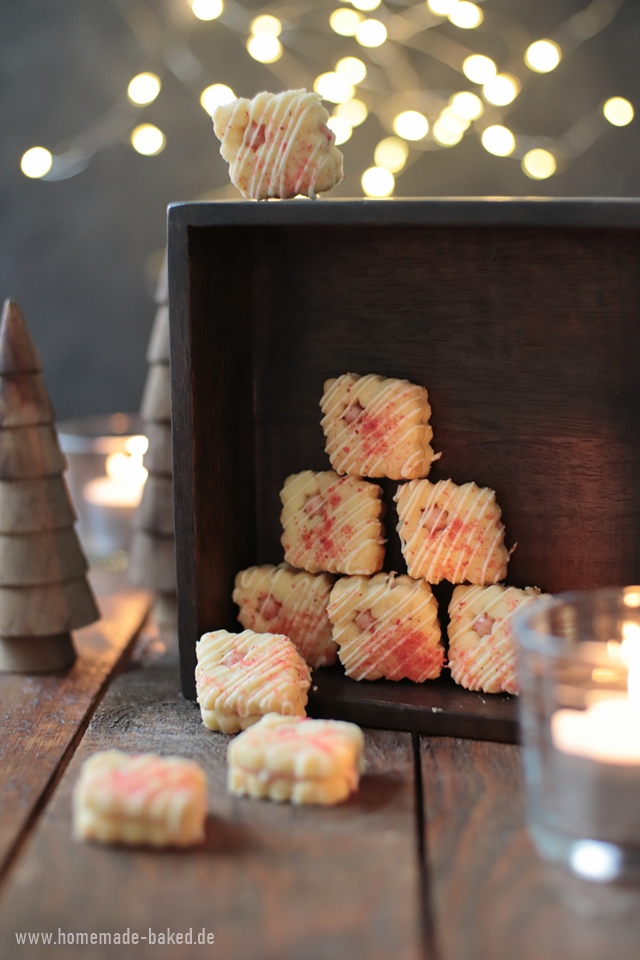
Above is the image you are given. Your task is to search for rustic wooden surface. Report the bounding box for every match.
[421,737,640,960]
[0,633,424,960]
[0,572,149,878]
[170,201,640,702]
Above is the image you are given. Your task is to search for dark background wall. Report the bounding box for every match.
[1,0,639,420]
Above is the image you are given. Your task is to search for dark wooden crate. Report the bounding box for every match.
[168,198,640,742]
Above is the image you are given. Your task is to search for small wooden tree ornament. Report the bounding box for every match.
[0,300,100,673]
[129,259,177,625]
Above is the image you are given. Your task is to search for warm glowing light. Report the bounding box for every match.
[427,0,458,14]
[525,39,561,73]
[336,56,367,84]
[250,14,282,36]
[127,73,161,106]
[336,99,368,126]
[191,0,223,21]
[352,0,381,9]
[374,136,409,172]
[130,124,166,156]
[362,166,395,197]
[314,73,355,104]
[439,107,470,132]
[356,18,387,47]
[433,118,464,146]
[20,146,53,179]
[449,91,483,120]
[522,148,556,179]
[125,435,149,456]
[200,83,236,115]
[449,1,483,28]
[481,125,516,156]
[603,97,634,126]
[393,110,429,141]
[330,8,362,36]
[462,54,496,85]
[84,445,148,509]
[326,116,353,145]
[247,34,282,63]
[483,74,520,106]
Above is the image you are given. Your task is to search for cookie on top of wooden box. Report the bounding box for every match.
[447,584,546,695]
[320,372,438,481]
[212,89,344,201]
[327,572,444,682]
[195,628,311,734]
[233,563,337,669]
[280,470,385,576]
[395,478,510,585]
[228,713,364,805]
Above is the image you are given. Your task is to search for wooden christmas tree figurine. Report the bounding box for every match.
[129,257,177,626]
[0,299,100,673]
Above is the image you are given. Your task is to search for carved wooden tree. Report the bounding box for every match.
[0,299,100,672]
[129,258,176,626]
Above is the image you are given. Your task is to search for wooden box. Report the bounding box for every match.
[168,198,640,743]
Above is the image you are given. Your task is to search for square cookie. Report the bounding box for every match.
[228,713,364,805]
[196,628,311,733]
[448,584,545,694]
[327,572,444,682]
[320,372,437,480]
[213,89,344,200]
[395,478,510,585]
[280,470,385,575]
[233,563,337,669]
[73,751,207,847]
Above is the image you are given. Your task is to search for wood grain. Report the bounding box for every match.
[421,737,640,960]
[0,636,424,960]
[169,201,640,703]
[0,574,149,875]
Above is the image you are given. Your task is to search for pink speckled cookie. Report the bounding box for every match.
[320,373,438,480]
[327,572,444,682]
[395,478,510,585]
[73,751,207,847]
[233,563,337,669]
[213,89,344,200]
[448,584,546,694]
[280,470,385,576]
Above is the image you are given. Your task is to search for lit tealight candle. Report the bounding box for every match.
[83,438,148,509]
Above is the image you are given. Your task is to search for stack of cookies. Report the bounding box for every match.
[232,372,546,697]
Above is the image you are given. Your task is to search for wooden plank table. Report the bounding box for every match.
[2,575,640,959]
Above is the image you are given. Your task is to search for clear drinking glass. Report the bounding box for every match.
[514,587,640,884]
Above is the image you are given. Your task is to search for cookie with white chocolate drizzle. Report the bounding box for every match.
[212,89,344,200]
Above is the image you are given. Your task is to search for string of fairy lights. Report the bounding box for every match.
[19,0,636,196]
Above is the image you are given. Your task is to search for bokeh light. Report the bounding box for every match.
[131,124,166,156]
[393,110,429,140]
[427,0,458,14]
[483,74,520,106]
[330,8,362,36]
[247,34,282,63]
[352,0,381,9]
[463,55,497,84]
[336,57,367,84]
[525,40,561,73]
[433,117,465,146]
[450,91,484,120]
[521,148,557,179]
[326,116,353,145]
[200,83,236,115]
[20,146,53,178]
[355,19,387,47]
[481,125,516,156]
[448,2,483,29]
[374,137,409,172]
[250,15,281,36]
[127,73,161,106]
[191,0,223,21]
[314,73,355,104]
[603,97,634,126]
[335,99,368,126]
[362,166,395,197]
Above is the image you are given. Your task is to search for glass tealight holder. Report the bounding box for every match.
[514,587,640,884]
[58,414,148,571]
